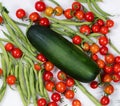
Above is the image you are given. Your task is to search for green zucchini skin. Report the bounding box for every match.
[27,25,100,82]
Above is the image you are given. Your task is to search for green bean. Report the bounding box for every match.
[1,53,7,79]
[43,88,50,102]
[0,41,9,67]
[17,85,27,106]
[87,0,106,21]
[18,60,28,98]
[24,65,31,105]
[49,0,61,6]
[45,15,91,26]
[51,23,93,43]
[14,64,19,79]
[38,70,44,97]
[29,68,37,106]
[91,0,111,17]
[76,0,102,3]
[36,79,42,96]
[75,80,101,106]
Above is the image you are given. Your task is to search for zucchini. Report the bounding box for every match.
[27,25,100,82]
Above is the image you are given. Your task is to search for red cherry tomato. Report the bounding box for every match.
[72,2,82,11]
[37,98,47,106]
[85,11,94,22]
[51,92,61,102]
[99,46,108,55]
[72,35,82,45]
[16,9,26,19]
[75,10,85,20]
[45,81,55,92]
[80,25,91,35]
[103,65,113,74]
[65,89,75,99]
[11,48,23,58]
[98,36,109,46]
[66,77,75,87]
[39,17,50,27]
[43,71,53,81]
[29,12,40,22]
[96,19,104,26]
[47,101,57,106]
[72,99,81,106]
[0,68,3,76]
[57,71,67,81]
[106,19,114,28]
[36,53,47,62]
[100,96,110,105]
[44,61,54,71]
[0,16,4,24]
[5,42,14,52]
[115,56,120,63]
[112,73,120,82]
[113,63,120,73]
[6,75,16,85]
[91,24,100,33]
[91,54,98,61]
[64,8,74,19]
[100,26,109,35]
[90,81,98,89]
[35,1,46,12]
[34,64,41,71]
[55,81,66,93]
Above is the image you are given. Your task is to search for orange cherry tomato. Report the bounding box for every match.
[54,6,63,16]
[44,61,54,71]
[83,42,90,51]
[72,99,81,106]
[90,43,99,54]
[65,89,75,99]
[97,59,105,69]
[104,84,114,95]
[45,6,54,16]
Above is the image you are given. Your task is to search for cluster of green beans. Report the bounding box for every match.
[0,3,50,106]
[76,0,103,3]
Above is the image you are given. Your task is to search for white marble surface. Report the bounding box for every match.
[0,0,120,106]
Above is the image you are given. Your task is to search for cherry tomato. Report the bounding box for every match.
[82,42,90,51]
[43,71,53,81]
[96,19,104,26]
[102,74,112,83]
[72,35,82,45]
[36,53,47,62]
[16,9,26,19]
[37,98,47,106]
[6,75,16,85]
[103,65,113,74]
[11,48,23,58]
[44,61,54,71]
[45,81,55,92]
[113,63,120,73]
[35,1,46,12]
[100,96,110,105]
[104,84,114,95]
[54,6,63,16]
[57,71,67,81]
[45,6,54,16]
[90,81,98,89]
[65,89,74,99]
[91,54,98,61]
[5,42,14,52]
[47,101,57,106]
[72,1,82,11]
[100,26,109,35]
[105,53,115,64]
[0,16,3,24]
[66,77,75,87]
[91,24,100,33]
[99,46,108,55]
[39,17,50,27]
[80,25,91,35]
[106,19,114,28]
[112,73,120,82]
[64,8,74,19]
[29,12,40,22]
[75,10,85,20]
[72,99,81,106]
[0,68,3,76]
[90,43,99,54]
[51,92,61,102]
[115,56,120,63]
[98,36,109,46]
[34,64,41,71]
[55,81,66,93]
[96,59,105,69]
[85,11,94,22]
